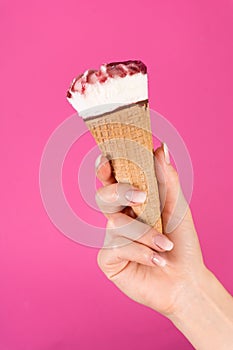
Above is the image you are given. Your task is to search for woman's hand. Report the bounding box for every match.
[95,144,233,350]
[95,144,205,316]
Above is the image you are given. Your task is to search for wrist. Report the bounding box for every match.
[168,265,211,323]
[168,266,233,350]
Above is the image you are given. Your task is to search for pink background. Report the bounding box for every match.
[1,0,233,349]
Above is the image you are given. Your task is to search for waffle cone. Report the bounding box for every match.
[85,100,162,232]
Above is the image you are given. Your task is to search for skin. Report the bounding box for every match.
[95,145,233,350]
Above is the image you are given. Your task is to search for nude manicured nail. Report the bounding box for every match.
[152,253,166,267]
[162,142,170,164]
[154,234,174,251]
[125,190,147,203]
[95,155,109,171]
[95,155,102,170]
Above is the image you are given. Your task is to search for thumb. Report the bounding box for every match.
[154,143,194,235]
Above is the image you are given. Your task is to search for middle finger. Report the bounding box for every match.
[95,182,147,215]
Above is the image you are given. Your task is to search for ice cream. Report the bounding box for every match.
[67,60,162,232]
[67,60,148,118]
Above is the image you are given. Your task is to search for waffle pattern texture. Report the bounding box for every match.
[86,101,162,232]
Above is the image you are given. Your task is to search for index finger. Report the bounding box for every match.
[95,155,116,186]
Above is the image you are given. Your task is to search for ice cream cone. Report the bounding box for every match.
[67,60,163,232]
[85,100,162,232]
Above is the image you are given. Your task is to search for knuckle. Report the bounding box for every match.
[107,218,116,230]
[107,213,122,228]
[96,185,119,205]
[141,248,151,262]
[109,184,119,202]
[95,188,102,204]
[97,249,105,270]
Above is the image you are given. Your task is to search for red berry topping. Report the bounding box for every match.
[68,60,147,95]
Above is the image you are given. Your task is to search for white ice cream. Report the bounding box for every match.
[68,73,148,119]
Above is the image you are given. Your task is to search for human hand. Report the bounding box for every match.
[95,143,206,317]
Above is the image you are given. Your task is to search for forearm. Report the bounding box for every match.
[169,268,233,350]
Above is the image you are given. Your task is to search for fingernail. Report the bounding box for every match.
[154,234,174,251]
[152,253,166,267]
[162,142,170,164]
[95,154,102,170]
[125,190,147,203]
